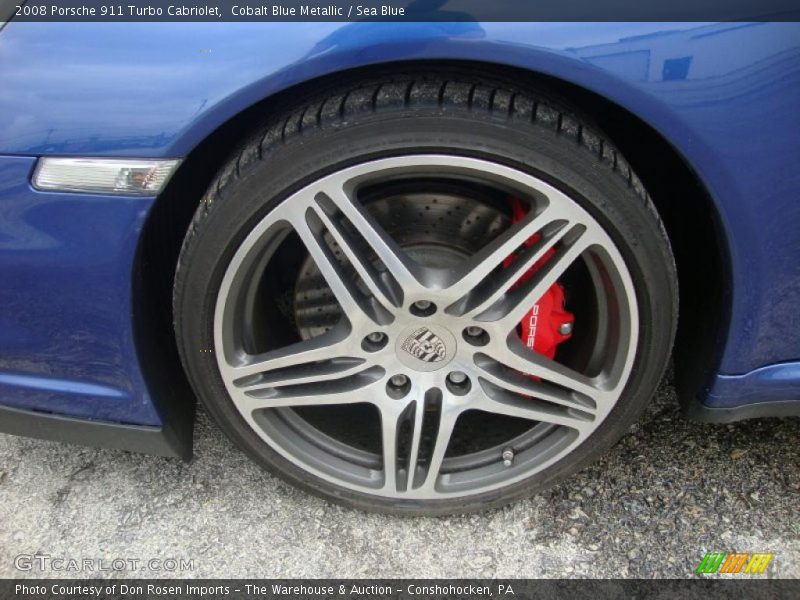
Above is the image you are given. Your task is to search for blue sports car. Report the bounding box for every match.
[0,19,798,514]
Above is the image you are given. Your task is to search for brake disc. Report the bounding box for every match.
[293,190,510,339]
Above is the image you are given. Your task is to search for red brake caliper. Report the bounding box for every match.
[502,198,574,363]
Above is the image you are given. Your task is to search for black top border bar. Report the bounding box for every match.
[3,0,800,23]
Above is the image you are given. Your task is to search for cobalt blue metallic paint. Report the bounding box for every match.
[0,156,161,425]
[0,21,798,424]
[708,362,800,407]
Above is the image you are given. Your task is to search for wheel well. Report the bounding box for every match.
[133,60,730,426]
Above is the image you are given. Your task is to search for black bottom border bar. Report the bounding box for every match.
[3,580,799,600]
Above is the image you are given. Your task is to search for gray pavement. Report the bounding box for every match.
[1,373,798,579]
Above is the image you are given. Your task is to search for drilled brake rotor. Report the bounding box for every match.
[294,191,510,339]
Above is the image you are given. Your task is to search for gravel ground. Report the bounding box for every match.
[0,373,797,579]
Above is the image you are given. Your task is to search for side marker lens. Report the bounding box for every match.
[33,158,181,195]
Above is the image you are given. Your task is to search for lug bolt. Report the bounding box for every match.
[410,299,437,316]
[366,331,385,344]
[448,371,468,385]
[558,322,573,336]
[362,331,388,352]
[502,448,515,467]
[463,326,489,347]
[413,300,432,310]
[390,374,409,388]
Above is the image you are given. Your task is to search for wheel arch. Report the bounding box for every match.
[133,59,731,435]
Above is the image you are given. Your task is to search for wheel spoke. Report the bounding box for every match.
[480,225,591,328]
[379,400,420,492]
[224,327,384,412]
[291,206,392,326]
[474,354,597,414]
[223,330,355,381]
[236,370,384,412]
[494,336,607,402]
[415,402,460,493]
[404,401,426,491]
[474,378,594,431]
[308,200,404,314]
[379,389,460,494]
[448,219,573,318]
[236,357,368,392]
[444,203,568,303]
[379,404,401,492]
[317,178,425,297]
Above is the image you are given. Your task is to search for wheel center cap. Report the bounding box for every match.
[395,324,456,372]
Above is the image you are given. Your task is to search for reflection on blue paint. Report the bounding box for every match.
[0,372,128,399]
[0,21,798,423]
[662,56,692,80]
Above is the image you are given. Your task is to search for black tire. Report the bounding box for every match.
[173,69,678,516]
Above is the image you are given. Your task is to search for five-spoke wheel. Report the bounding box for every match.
[174,74,677,514]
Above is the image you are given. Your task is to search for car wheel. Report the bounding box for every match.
[173,72,677,515]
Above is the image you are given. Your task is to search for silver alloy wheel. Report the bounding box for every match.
[213,155,639,500]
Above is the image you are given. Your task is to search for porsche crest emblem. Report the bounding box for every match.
[400,327,447,363]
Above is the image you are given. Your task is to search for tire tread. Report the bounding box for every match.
[177,75,669,291]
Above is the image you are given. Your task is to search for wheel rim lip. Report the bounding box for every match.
[213,154,640,500]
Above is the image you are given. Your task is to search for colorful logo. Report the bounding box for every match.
[696,552,774,574]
